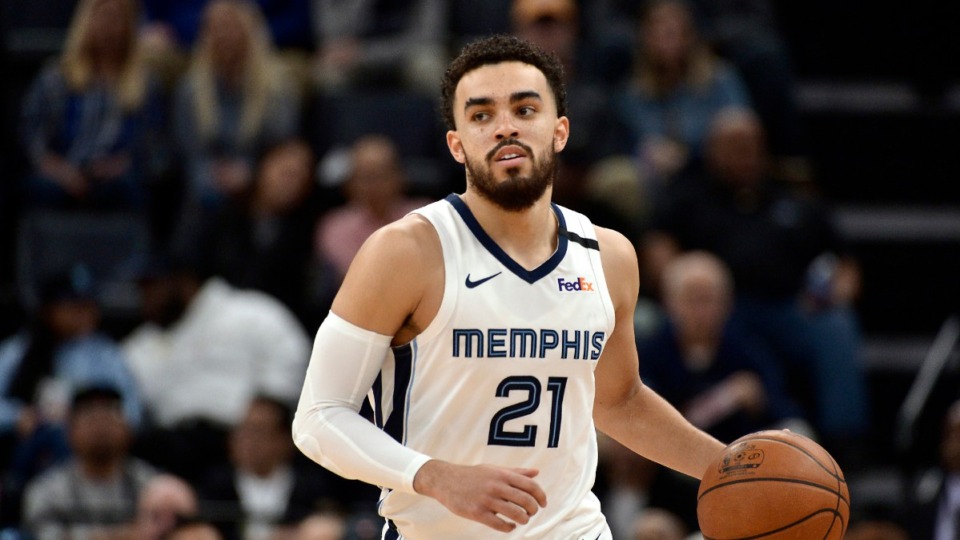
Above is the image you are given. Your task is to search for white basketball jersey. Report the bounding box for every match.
[372,195,616,539]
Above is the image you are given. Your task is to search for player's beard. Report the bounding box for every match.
[464,139,557,212]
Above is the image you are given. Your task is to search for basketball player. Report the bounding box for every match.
[292,35,725,539]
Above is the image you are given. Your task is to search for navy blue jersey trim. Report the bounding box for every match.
[444,193,568,284]
[371,373,384,428]
[383,343,414,442]
[559,228,599,250]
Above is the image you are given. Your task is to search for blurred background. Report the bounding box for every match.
[0,0,958,538]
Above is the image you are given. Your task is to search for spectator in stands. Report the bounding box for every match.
[21,385,156,540]
[644,107,869,451]
[595,434,660,540]
[19,0,166,211]
[845,520,910,540]
[614,0,751,192]
[199,396,373,540]
[637,251,809,444]
[687,0,807,175]
[315,135,429,281]
[0,265,142,486]
[130,474,200,540]
[631,508,688,540]
[509,0,635,222]
[173,0,301,210]
[141,0,314,52]
[166,520,225,540]
[184,139,322,329]
[907,399,960,540]
[310,0,448,94]
[293,510,347,540]
[122,255,309,483]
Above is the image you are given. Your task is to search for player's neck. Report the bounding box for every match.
[461,191,558,270]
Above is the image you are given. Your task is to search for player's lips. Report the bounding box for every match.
[492,145,528,165]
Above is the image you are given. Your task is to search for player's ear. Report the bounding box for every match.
[446,130,466,164]
[553,116,570,153]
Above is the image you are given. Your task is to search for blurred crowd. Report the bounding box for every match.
[0,0,939,538]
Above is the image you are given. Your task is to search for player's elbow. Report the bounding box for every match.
[291,403,354,478]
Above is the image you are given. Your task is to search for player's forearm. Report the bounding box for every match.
[292,313,432,493]
[293,402,430,492]
[597,383,724,479]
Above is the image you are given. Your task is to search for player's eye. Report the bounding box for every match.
[517,106,536,116]
[471,111,490,122]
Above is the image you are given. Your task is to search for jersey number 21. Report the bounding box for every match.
[488,376,568,448]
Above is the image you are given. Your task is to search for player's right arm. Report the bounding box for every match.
[293,215,434,490]
[292,213,545,532]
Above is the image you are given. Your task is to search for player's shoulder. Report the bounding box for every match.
[362,212,441,263]
[594,225,640,299]
[595,226,638,265]
[343,212,443,291]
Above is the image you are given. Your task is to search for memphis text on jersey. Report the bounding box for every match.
[452,328,606,360]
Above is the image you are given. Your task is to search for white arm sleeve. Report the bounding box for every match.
[292,312,431,494]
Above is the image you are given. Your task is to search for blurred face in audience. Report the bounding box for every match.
[230,398,293,477]
[295,514,347,540]
[346,136,405,218]
[513,10,578,67]
[941,402,960,472]
[256,141,315,214]
[167,524,223,540]
[69,397,130,466]
[706,110,768,190]
[84,0,135,61]
[663,254,731,345]
[632,508,686,540]
[203,1,251,74]
[139,276,188,328]
[136,475,199,540]
[641,1,695,69]
[44,299,100,340]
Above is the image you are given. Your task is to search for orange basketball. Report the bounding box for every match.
[697,430,849,539]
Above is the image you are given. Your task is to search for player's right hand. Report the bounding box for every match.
[413,460,547,533]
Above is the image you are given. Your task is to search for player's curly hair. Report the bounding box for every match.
[440,35,567,130]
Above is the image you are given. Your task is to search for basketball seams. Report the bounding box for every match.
[697,476,850,506]
[700,508,846,540]
[698,432,849,539]
[733,436,847,483]
[826,451,848,538]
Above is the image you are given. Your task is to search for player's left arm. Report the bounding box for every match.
[591,227,725,479]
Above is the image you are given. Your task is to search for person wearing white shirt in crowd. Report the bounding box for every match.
[122,257,309,482]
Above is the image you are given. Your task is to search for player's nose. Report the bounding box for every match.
[494,113,520,140]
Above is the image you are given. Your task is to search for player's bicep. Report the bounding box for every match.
[593,228,644,424]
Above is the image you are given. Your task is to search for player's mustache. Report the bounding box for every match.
[486,138,533,163]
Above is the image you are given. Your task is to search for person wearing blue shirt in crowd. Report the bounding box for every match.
[0,265,142,493]
[614,0,751,192]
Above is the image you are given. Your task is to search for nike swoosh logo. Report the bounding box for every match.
[465,272,502,288]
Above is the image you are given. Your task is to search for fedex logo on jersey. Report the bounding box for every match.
[558,277,594,292]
